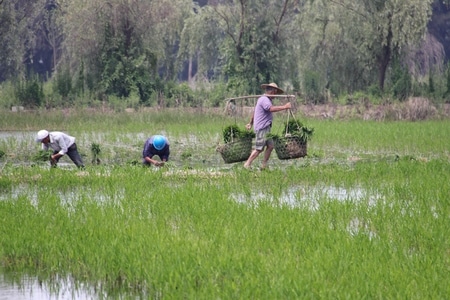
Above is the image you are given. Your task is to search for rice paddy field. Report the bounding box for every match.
[0,108,449,299]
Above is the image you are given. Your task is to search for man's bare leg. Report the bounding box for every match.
[261,145,274,169]
[244,149,262,169]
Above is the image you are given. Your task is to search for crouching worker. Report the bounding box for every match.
[142,135,170,167]
[36,130,85,169]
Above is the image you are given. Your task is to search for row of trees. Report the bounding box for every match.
[1,0,450,108]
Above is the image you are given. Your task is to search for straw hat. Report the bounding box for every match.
[261,82,284,94]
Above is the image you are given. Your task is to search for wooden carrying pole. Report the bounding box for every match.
[225,94,296,101]
[224,94,297,116]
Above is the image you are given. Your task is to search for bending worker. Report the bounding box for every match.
[142,135,170,167]
[36,130,85,169]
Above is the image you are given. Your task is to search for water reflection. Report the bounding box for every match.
[0,185,125,207]
[0,186,127,299]
[0,131,35,140]
[0,273,97,300]
[230,185,383,239]
[230,184,384,210]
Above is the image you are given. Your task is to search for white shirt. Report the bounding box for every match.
[42,131,76,156]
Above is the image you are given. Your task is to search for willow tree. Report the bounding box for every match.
[177,5,223,83]
[0,0,47,81]
[0,0,23,81]
[301,0,433,93]
[198,0,302,94]
[59,0,193,101]
[35,0,64,74]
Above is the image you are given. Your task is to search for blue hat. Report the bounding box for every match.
[153,135,166,150]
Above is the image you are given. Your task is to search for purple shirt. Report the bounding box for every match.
[142,136,170,161]
[253,95,273,131]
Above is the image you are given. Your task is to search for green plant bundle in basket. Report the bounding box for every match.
[273,119,314,160]
[273,135,307,160]
[217,125,255,163]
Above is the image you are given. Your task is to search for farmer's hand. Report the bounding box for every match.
[246,123,252,130]
[154,161,165,167]
[285,102,292,110]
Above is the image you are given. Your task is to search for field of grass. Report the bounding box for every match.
[0,109,449,298]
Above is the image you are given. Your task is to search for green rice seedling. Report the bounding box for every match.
[283,118,315,142]
[32,149,51,163]
[90,143,101,165]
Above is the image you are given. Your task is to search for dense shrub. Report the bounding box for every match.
[14,75,44,107]
[303,70,324,104]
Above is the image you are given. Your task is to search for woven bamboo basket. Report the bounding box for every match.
[274,135,307,160]
[216,137,253,163]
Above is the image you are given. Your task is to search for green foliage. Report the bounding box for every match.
[223,124,241,143]
[204,82,228,107]
[91,143,101,165]
[303,70,322,104]
[0,0,30,82]
[302,0,433,96]
[91,143,101,156]
[0,0,443,108]
[55,67,73,100]
[0,81,18,108]
[99,23,159,104]
[428,73,435,95]
[32,150,51,162]
[14,75,44,108]
[271,119,314,144]
[168,82,196,107]
[443,63,450,101]
[0,149,5,159]
[180,151,192,160]
[368,84,382,98]
[75,61,85,96]
[211,1,294,95]
[222,124,254,143]
[284,119,314,143]
[390,61,412,101]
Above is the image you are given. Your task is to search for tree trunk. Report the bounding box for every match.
[188,57,192,83]
[378,27,393,91]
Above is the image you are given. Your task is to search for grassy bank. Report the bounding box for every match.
[0,109,449,298]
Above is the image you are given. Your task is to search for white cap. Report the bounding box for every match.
[36,130,49,142]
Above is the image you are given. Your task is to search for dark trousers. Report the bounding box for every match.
[53,143,85,168]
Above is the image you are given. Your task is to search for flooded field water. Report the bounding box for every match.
[0,273,97,300]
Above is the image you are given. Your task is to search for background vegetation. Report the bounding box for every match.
[1,0,450,110]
